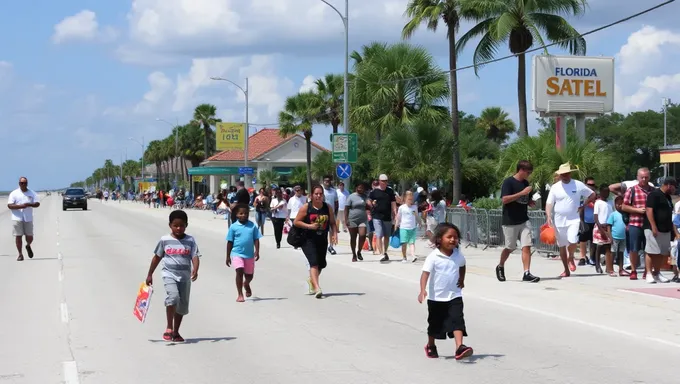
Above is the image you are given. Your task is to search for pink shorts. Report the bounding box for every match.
[232,256,255,274]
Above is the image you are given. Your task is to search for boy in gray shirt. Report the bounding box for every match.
[146,210,200,342]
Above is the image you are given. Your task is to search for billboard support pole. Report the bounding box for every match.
[555,115,567,151]
[575,114,586,143]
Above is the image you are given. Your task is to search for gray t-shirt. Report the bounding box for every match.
[154,234,200,281]
[345,193,368,224]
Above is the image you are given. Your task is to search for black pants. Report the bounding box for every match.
[272,218,285,246]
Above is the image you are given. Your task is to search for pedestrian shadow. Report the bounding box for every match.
[249,297,287,302]
[445,353,504,363]
[321,292,365,298]
[148,336,237,345]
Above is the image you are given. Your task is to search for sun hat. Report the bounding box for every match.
[554,162,578,175]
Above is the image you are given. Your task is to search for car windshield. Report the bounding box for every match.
[65,189,85,196]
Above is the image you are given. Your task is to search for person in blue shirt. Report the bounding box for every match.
[606,196,630,276]
[226,204,262,302]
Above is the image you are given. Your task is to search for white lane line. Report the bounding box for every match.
[58,252,63,260]
[58,270,64,282]
[339,261,680,350]
[60,303,69,323]
[62,361,80,384]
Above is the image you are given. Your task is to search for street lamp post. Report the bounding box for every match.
[320,0,349,134]
[210,77,250,181]
[156,118,180,187]
[663,97,671,177]
[129,136,145,181]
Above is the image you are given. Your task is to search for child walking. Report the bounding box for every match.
[146,210,200,343]
[226,204,262,302]
[592,184,612,275]
[418,223,473,360]
[607,196,631,276]
[395,191,419,263]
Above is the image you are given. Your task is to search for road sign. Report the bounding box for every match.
[239,167,255,175]
[336,163,352,179]
[331,133,358,163]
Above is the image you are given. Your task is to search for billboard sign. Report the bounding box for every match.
[216,122,246,151]
[532,55,614,116]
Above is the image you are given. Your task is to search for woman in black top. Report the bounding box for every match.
[294,185,338,298]
[254,188,269,235]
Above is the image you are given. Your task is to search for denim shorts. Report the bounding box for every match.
[627,226,646,253]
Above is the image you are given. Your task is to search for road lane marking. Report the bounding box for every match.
[337,260,680,350]
[62,361,79,384]
[58,253,63,260]
[60,303,69,323]
[58,270,64,282]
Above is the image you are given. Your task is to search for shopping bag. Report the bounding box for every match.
[362,239,370,250]
[390,230,401,249]
[133,282,153,323]
[539,223,556,245]
[283,221,290,234]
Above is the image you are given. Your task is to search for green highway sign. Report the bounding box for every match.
[331,133,358,163]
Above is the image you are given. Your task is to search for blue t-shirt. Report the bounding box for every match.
[673,215,680,233]
[606,211,626,240]
[226,220,262,258]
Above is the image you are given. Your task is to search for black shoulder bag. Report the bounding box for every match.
[287,202,311,247]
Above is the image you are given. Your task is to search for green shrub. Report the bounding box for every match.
[472,197,502,210]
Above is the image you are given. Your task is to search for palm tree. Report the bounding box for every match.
[477,106,517,142]
[350,42,449,141]
[457,0,587,136]
[279,92,321,190]
[257,169,281,187]
[378,118,455,185]
[311,151,335,182]
[402,0,465,203]
[179,123,207,168]
[313,74,344,134]
[192,104,222,159]
[289,166,308,188]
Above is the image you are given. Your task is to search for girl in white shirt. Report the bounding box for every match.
[269,188,289,249]
[592,185,613,275]
[418,223,473,360]
[395,191,418,263]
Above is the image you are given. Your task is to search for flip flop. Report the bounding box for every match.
[16,255,24,261]
[26,245,34,259]
[162,329,173,341]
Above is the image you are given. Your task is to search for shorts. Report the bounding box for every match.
[426,217,439,233]
[348,218,367,229]
[231,256,255,275]
[12,221,34,237]
[611,238,626,253]
[301,236,329,270]
[644,230,671,255]
[427,297,468,340]
[400,228,417,244]
[367,220,375,233]
[163,276,191,315]
[627,226,646,253]
[372,219,392,238]
[502,221,532,250]
[578,222,594,242]
[555,223,580,247]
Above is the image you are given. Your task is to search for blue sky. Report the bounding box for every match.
[1,0,679,191]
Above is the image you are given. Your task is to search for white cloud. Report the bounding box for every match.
[299,75,317,93]
[614,25,680,113]
[51,10,117,44]
[135,71,174,114]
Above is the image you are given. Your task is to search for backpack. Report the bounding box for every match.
[621,186,635,225]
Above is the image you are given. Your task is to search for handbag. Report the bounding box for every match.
[287,202,312,247]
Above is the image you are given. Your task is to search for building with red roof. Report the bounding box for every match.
[187,128,328,191]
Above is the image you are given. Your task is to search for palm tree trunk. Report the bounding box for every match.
[448,24,461,203]
[305,132,313,191]
[517,53,528,137]
[203,124,210,159]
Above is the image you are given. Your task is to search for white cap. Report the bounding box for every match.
[378,174,388,181]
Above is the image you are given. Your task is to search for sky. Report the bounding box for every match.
[1,0,679,190]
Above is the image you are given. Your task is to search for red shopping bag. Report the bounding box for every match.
[540,223,556,245]
[133,282,153,323]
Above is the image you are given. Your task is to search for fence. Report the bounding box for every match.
[445,208,560,257]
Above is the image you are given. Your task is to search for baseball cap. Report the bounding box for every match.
[293,185,301,191]
[378,174,388,181]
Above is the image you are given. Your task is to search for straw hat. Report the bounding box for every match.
[555,162,578,175]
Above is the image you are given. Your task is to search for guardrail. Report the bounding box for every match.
[445,207,559,257]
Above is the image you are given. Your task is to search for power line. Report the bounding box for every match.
[370,0,676,85]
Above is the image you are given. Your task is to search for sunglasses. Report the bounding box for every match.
[587,183,596,187]
[19,182,27,185]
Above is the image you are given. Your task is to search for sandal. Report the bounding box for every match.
[608,271,617,277]
[559,271,570,278]
[162,329,173,341]
[172,333,185,342]
[16,255,24,262]
[25,245,34,259]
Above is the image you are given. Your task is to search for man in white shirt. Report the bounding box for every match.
[7,177,41,261]
[546,163,596,277]
[286,185,308,224]
[336,181,350,233]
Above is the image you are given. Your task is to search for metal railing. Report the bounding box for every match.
[445,208,559,257]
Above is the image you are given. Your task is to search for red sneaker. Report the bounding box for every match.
[630,271,638,280]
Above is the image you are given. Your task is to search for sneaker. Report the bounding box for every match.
[646,273,657,284]
[357,252,363,261]
[328,246,337,255]
[671,276,680,283]
[578,259,586,266]
[412,257,418,263]
[315,289,323,299]
[401,258,408,263]
[630,271,638,280]
[522,272,540,283]
[495,265,506,282]
[455,344,474,360]
[656,273,670,283]
[380,254,389,262]
[424,344,439,358]
[306,278,315,295]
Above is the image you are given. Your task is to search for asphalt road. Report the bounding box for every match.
[0,196,678,383]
